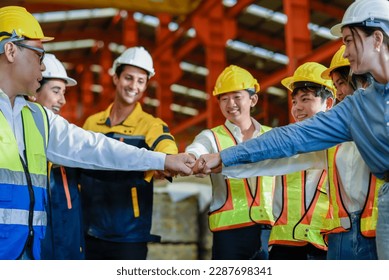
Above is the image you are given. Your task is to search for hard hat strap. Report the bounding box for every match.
[0,30,24,54]
[352,19,389,36]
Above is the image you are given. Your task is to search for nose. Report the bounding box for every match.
[40,61,46,72]
[343,47,349,59]
[58,93,66,105]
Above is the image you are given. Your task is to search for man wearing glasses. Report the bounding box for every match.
[0,6,195,260]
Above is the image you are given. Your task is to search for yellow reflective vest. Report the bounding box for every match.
[0,103,48,259]
[208,124,274,232]
[324,145,383,237]
[269,170,329,250]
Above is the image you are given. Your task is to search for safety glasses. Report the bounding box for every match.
[14,42,45,65]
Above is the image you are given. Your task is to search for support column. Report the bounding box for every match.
[122,12,138,47]
[283,0,311,122]
[193,0,236,128]
[77,63,94,125]
[154,13,181,125]
[99,43,114,110]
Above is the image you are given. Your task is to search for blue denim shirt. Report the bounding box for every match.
[221,80,389,179]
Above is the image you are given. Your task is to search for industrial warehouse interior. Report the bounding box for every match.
[3,0,381,266]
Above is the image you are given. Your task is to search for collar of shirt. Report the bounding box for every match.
[371,79,389,96]
[224,117,262,143]
[98,102,143,127]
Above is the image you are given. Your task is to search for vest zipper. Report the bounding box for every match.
[20,153,35,259]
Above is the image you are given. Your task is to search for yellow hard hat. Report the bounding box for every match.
[0,6,53,42]
[213,65,260,96]
[281,62,335,93]
[321,45,349,80]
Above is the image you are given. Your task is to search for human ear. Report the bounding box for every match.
[373,30,384,52]
[3,42,17,63]
[250,94,258,107]
[326,97,334,110]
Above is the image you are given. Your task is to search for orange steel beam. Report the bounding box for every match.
[237,28,285,51]
[175,37,200,61]
[311,0,345,20]
[122,12,137,47]
[300,39,343,64]
[194,0,236,128]
[171,111,208,136]
[283,0,311,123]
[99,44,114,111]
[154,13,180,125]
[226,0,257,17]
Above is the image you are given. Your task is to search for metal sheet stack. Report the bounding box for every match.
[147,177,212,260]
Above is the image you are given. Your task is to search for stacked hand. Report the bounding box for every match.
[192,153,222,175]
[163,152,223,178]
[164,153,196,177]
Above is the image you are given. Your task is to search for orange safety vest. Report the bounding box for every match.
[208,124,274,232]
[324,145,383,237]
[269,170,329,250]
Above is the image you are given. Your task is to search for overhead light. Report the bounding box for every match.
[226,40,289,65]
[180,62,209,76]
[170,104,199,116]
[44,39,96,52]
[143,97,199,116]
[266,86,287,97]
[33,8,118,23]
[171,84,208,100]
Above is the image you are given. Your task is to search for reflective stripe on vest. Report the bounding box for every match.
[269,171,329,250]
[325,145,383,237]
[0,103,48,260]
[208,124,274,231]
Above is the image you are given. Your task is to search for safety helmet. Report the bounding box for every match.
[281,62,335,93]
[331,0,389,37]
[321,45,350,80]
[213,65,260,96]
[112,46,155,78]
[42,54,77,86]
[0,6,53,42]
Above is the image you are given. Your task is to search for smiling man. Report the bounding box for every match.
[185,65,275,260]
[79,46,179,260]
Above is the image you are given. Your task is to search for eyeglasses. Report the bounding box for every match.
[14,42,45,65]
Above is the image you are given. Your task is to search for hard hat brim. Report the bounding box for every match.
[321,62,350,80]
[44,75,77,87]
[330,23,343,37]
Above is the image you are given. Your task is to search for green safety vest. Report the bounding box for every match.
[269,170,329,250]
[208,124,274,232]
[0,102,48,259]
[324,145,383,237]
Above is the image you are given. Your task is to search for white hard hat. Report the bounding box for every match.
[42,53,77,86]
[331,0,389,37]
[112,46,155,78]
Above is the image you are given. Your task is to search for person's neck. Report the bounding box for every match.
[372,53,389,84]
[234,118,255,141]
[109,101,136,126]
[0,82,17,107]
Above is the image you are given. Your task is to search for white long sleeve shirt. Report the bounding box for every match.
[185,118,266,212]
[223,142,371,213]
[0,92,165,171]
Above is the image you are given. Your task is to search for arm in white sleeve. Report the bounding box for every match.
[185,129,216,159]
[222,150,327,178]
[45,110,165,171]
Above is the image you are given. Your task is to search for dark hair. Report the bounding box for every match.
[36,78,50,93]
[115,64,126,77]
[115,64,150,79]
[331,66,372,90]
[347,23,389,67]
[292,83,333,103]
